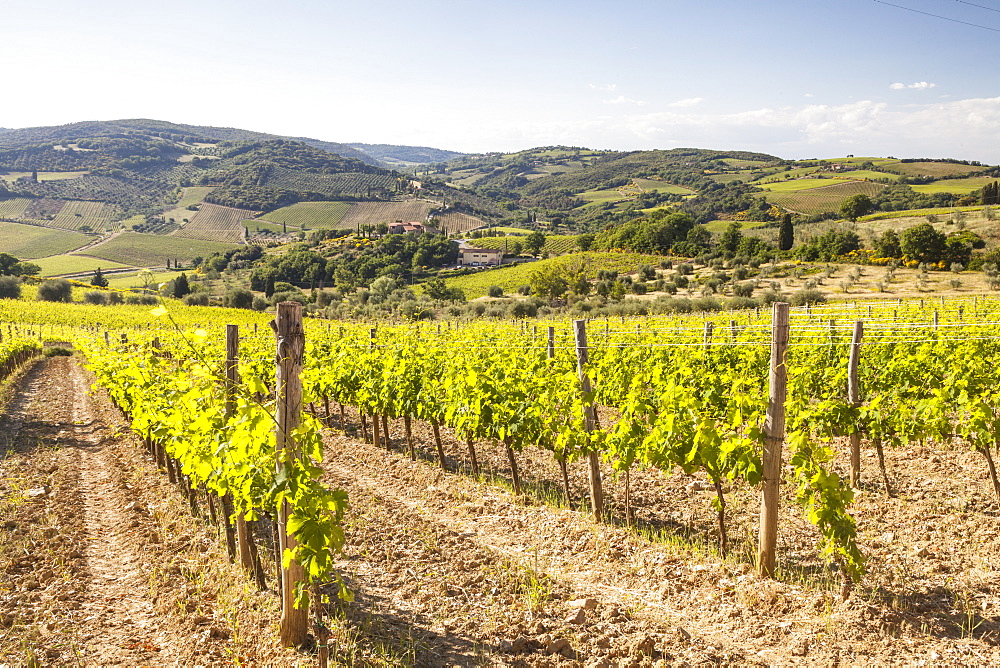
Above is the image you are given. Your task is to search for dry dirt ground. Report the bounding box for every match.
[0,355,305,666]
[317,406,1000,667]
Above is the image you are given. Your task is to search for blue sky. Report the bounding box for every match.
[3,0,1000,161]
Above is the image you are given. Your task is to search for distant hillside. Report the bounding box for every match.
[0,119,381,167]
[349,143,465,166]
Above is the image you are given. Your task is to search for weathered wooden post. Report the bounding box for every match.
[757,302,789,578]
[574,319,604,522]
[273,303,308,646]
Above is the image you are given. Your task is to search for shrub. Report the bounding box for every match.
[510,300,538,318]
[487,285,503,298]
[37,279,72,303]
[517,284,532,295]
[225,288,254,309]
[733,282,754,297]
[184,293,210,306]
[789,288,826,306]
[252,296,269,311]
[83,291,108,305]
[0,276,21,300]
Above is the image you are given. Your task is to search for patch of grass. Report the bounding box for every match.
[633,178,696,195]
[32,255,130,277]
[0,221,89,259]
[257,201,352,229]
[84,232,238,266]
[105,270,185,290]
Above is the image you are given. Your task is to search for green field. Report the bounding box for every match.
[85,232,239,266]
[703,219,769,232]
[764,181,885,216]
[106,269,185,290]
[720,158,769,167]
[910,176,996,195]
[175,186,216,208]
[443,251,664,298]
[0,221,90,259]
[340,201,435,228]
[633,179,696,195]
[0,171,88,182]
[246,219,288,234]
[32,255,130,277]
[256,201,353,229]
[883,161,986,178]
[859,205,986,222]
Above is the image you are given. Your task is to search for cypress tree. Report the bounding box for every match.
[173,273,191,298]
[91,267,108,288]
[778,213,794,251]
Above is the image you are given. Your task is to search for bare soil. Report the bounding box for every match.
[317,406,1000,666]
[0,356,304,666]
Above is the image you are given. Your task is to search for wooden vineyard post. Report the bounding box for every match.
[224,325,256,576]
[703,321,714,348]
[547,326,555,360]
[573,319,604,522]
[369,328,381,449]
[273,302,308,647]
[757,302,789,579]
[848,321,863,488]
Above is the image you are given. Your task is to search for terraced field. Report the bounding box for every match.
[171,203,253,243]
[340,200,436,228]
[86,232,239,266]
[0,221,89,259]
[257,201,352,229]
[764,180,886,215]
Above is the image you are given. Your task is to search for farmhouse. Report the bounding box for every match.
[387,221,440,235]
[458,246,503,267]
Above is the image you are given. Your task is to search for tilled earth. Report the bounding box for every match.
[318,405,1000,667]
[0,356,304,666]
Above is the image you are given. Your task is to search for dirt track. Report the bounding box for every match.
[0,356,302,666]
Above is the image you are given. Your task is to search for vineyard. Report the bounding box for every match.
[340,200,436,229]
[171,203,255,243]
[50,200,116,232]
[264,166,397,198]
[433,210,487,234]
[1,297,1000,664]
[884,161,988,178]
[763,180,886,215]
[470,233,582,256]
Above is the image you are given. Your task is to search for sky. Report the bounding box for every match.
[3,0,1000,162]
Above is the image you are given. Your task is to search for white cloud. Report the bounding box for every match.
[588,83,617,91]
[602,95,647,106]
[804,93,815,98]
[461,97,1000,163]
[890,81,937,90]
[667,97,703,108]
